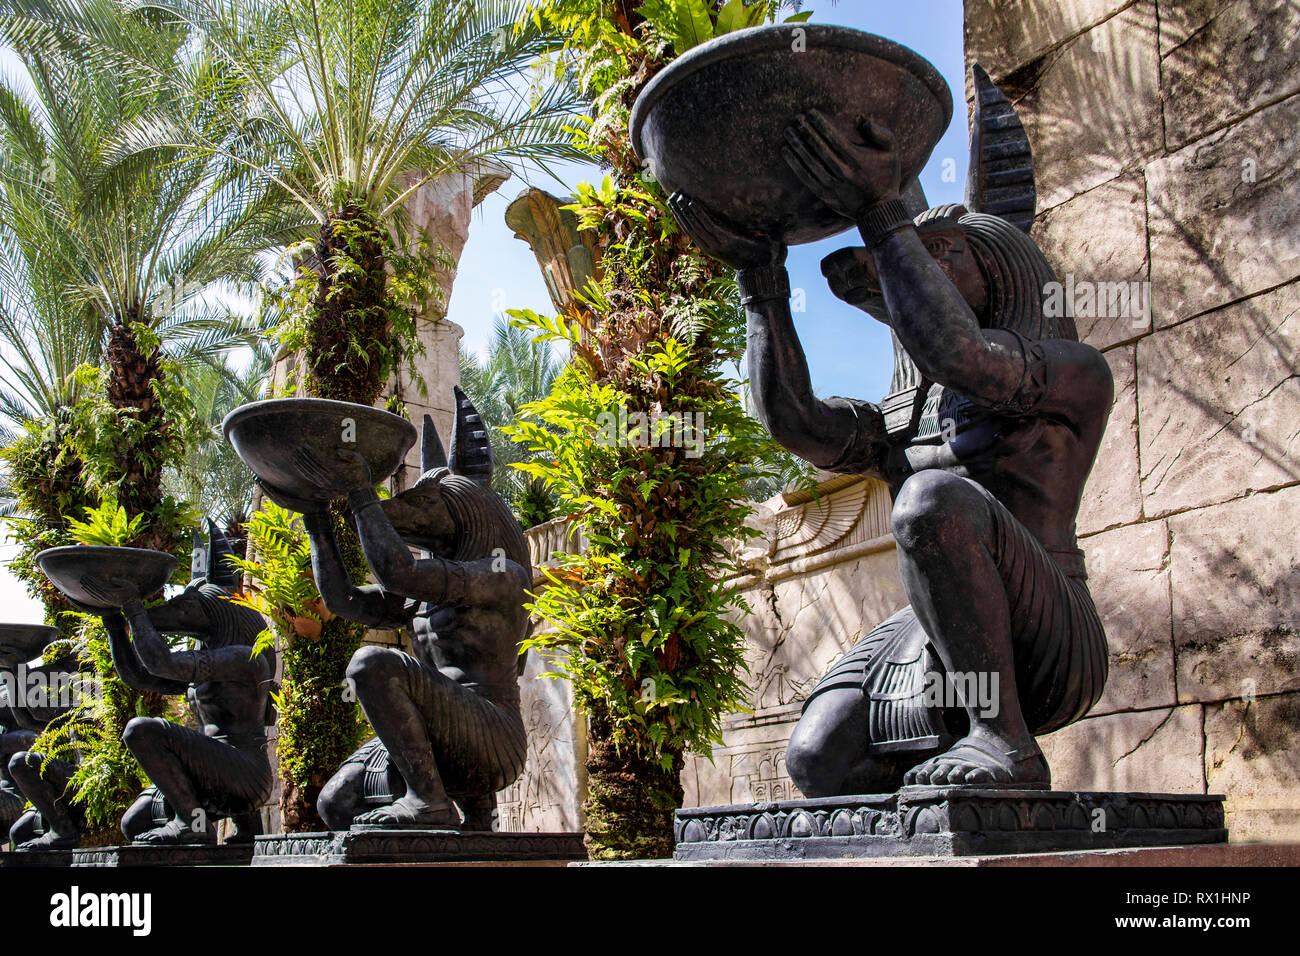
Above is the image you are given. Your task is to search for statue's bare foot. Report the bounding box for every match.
[352,795,460,829]
[16,830,78,851]
[134,818,217,846]
[903,730,1049,788]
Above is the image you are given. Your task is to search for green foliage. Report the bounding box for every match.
[65,498,146,548]
[64,346,200,559]
[0,412,97,630]
[509,321,772,762]
[517,0,827,858]
[272,208,439,406]
[638,0,769,56]
[227,501,320,660]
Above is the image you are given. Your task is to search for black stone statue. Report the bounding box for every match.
[3,641,90,851]
[84,521,276,845]
[258,388,532,830]
[670,66,1113,793]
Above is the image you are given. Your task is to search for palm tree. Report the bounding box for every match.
[0,1,301,837]
[28,0,583,829]
[165,339,275,543]
[459,314,563,527]
[96,0,584,408]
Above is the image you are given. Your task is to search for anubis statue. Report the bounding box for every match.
[670,65,1112,793]
[87,520,276,845]
[260,387,533,830]
[2,633,90,851]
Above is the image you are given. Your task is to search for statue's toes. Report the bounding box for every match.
[905,761,937,786]
[938,762,969,785]
[963,765,997,785]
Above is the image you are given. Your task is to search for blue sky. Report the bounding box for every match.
[449,0,969,404]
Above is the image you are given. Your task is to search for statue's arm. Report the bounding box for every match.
[743,272,895,479]
[103,609,190,695]
[345,487,529,608]
[302,510,412,629]
[1,728,38,754]
[870,230,1114,421]
[121,600,270,685]
[118,600,204,685]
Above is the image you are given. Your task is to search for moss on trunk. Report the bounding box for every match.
[584,711,684,860]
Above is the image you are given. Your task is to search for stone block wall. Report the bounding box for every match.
[967,0,1300,841]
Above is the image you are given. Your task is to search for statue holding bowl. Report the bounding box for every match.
[248,388,531,830]
[641,26,1113,793]
[37,529,274,846]
[77,522,276,846]
[1,625,89,852]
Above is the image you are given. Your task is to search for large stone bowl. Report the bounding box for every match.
[36,546,179,610]
[630,24,952,245]
[0,623,60,668]
[223,398,417,502]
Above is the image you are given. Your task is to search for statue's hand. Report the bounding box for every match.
[783,110,901,219]
[257,477,325,516]
[79,575,139,609]
[334,449,373,493]
[821,247,889,324]
[668,192,786,271]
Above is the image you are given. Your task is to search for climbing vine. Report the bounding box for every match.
[510,0,805,859]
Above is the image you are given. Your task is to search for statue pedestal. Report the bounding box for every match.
[0,847,74,867]
[251,828,588,866]
[70,843,254,867]
[674,789,1228,862]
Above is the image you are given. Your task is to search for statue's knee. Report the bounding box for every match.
[317,773,356,832]
[7,750,37,780]
[346,645,401,686]
[892,470,982,552]
[785,720,839,798]
[121,716,164,751]
[120,795,154,841]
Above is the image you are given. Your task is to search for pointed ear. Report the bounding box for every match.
[448,385,492,487]
[965,62,1035,232]
[206,517,237,590]
[421,414,448,472]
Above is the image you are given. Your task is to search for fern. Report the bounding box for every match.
[65,497,147,547]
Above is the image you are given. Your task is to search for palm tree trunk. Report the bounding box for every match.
[584,709,684,860]
[304,203,391,406]
[104,320,171,551]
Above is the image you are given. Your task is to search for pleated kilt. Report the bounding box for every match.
[347,652,527,802]
[133,718,273,817]
[804,480,1108,745]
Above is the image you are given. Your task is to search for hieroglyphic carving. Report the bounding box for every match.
[494,646,582,832]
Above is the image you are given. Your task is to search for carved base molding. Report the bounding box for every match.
[71,843,254,867]
[251,828,588,866]
[674,789,1228,861]
[0,847,74,867]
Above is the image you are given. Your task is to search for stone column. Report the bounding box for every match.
[504,187,600,316]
